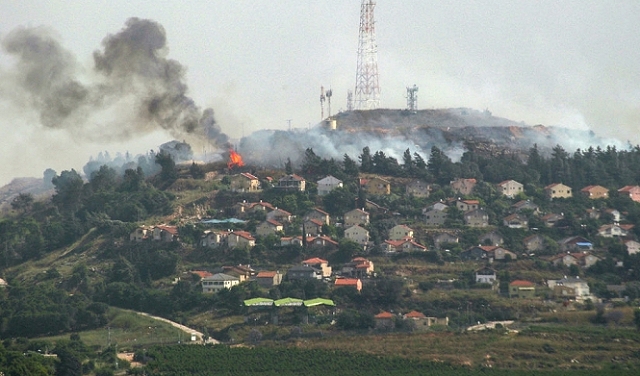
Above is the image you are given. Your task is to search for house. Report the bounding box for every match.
[545,183,572,199]
[384,238,427,253]
[202,273,240,293]
[303,219,325,236]
[389,224,414,241]
[234,200,275,216]
[334,278,362,292]
[191,270,213,280]
[618,185,640,202]
[304,207,331,226]
[267,208,293,223]
[256,219,284,237]
[461,245,515,261]
[130,226,151,241]
[551,252,600,268]
[344,225,370,246]
[523,234,545,253]
[580,185,609,199]
[308,235,339,250]
[424,206,448,226]
[493,247,517,261]
[511,200,540,214]
[302,257,332,278]
[276,174,306,191]
[406,180,430,197]
[227,231,256,249]
[625,240,640,255]
[450,178,477,195]
[286,265,322,280]
[497,180,523,198]
[559,236,593,252]
[503,213,528,229]
[403,311,449,328]
[362,176,391,195]
[541,213,564,228]
[317,175,343,196]
[280,236,309,247]
[475,267,497,285]
[456,199,480,212]
[509,280,536,298]
[0,278,7,288]
[201,230,229,248]
[344,208,370,227]
[425,201,449,212]
[598,224,633,238]
[548,277,590,298]
[585,207,601,220]
[433,232,459,249]
[228,172,261,192]
[464,208,489,227]
[460,246,492,261]
[602,209,622,222]
[341,257,375,278]
[479,231,504,246]
[365,199,389,213]
[221,265,255,282]
[256,271,283,288]
[374,311,395,330]
[153,225,179,242]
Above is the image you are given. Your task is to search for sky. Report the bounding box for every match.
[1,0,639,186]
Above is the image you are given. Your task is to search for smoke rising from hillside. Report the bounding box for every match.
[0,18,227,145]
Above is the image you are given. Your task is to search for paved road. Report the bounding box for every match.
[134,311,219,344]
[466,320,515,331]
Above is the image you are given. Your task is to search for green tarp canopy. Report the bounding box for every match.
[274,297,304,307]
[304,298,335,307]
[244,297,274,306]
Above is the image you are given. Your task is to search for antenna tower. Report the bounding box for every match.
[325,88,333,117]
[320,86,326,119]
[354,0,380,110]
[346,90,354,111]
[406,84,418,111]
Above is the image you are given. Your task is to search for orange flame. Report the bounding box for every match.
[228,150,245,169]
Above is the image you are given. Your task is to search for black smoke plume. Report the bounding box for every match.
[0,18,227,145]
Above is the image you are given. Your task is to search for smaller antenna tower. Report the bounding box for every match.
[406,84,419,111]
[320,86,326,119]
[346,90,354,111]
[325,88,333,117]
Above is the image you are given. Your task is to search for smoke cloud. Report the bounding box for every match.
[0,18,227,145]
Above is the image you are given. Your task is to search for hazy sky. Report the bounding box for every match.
[1,0,639,185]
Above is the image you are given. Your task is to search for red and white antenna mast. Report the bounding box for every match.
[354,0,380,110]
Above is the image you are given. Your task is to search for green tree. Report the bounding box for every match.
[52,169,84,213]
[11,193,34,213]
[155,151,177,185]
[189,162,205,179]
[359,147,372,173]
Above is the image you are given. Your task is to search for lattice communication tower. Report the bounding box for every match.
[406,85,418,111]
[354,0,380,110]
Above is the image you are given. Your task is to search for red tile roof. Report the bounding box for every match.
[510,280,535,287]
[302,257,328,265]
[256,271,278,278]
[404,310,426,319]
[334,278,360,287]
[374,311,394,319]
[192,270,213,279]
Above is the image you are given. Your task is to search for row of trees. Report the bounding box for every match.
[297,143,640,191]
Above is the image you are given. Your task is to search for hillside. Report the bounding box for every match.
[2,114,640,374]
